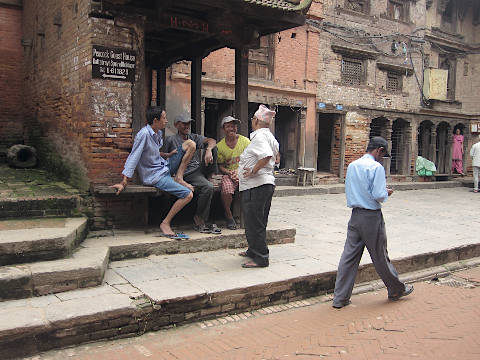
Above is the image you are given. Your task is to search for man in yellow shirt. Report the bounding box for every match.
[217,116,250,229]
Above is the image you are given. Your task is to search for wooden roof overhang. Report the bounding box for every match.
[102,0,313,67]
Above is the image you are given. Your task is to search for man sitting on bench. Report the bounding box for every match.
[163,114,221,234]
[111,107,195,239]
[217,116,250,230]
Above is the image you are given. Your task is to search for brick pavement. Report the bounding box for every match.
[27,266,480,360]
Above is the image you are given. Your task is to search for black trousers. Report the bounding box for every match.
[241,184,275,266]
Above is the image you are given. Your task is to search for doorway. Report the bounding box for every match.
[317,113,335,172]
[274,106,300,170]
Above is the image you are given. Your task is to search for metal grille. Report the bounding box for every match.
[434,276,477,289]
[342,58,363,86]
[345,0,367,14]
[387,73,401,91]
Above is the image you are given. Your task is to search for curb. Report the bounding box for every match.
[1,242,479,359]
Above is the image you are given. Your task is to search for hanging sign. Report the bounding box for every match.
[92,45,136,82]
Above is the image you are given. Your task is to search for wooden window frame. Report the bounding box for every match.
[386,72,403,92]
[439,54,456,100]
[387,0,409,22]
[248,35,275,81]
[344,0,370,15]
[341,56,366,86]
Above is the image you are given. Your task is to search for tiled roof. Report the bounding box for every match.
[242,0,313,12]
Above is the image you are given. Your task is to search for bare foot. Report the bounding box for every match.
[175,177,194,192]
[160,222,175,236]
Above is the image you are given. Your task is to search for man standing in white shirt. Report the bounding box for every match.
[238,105,279,268]
[470,135,480,193]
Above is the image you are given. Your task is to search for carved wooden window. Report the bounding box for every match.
[387,0,408,22]
[440,0,457,33]
[341,57,365,86]
[386,72,402,91]
[344,0,369,14]
[249,35,274,81]
[439,55,456,100]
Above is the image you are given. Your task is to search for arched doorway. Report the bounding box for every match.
[418,120,434,161]
[391,118,409,175]
[436,122,451,173]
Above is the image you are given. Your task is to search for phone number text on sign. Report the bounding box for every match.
[92,45,136,82]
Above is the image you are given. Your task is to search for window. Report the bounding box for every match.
[341,57,365,86]
[387,0,409,22]
[344,0,369,14]
[249,35,274,80]
[439,55,456,100]
[386,72,402,91]
[440,0,457,33]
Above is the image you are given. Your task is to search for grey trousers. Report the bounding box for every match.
[333,208,405,306]
[473,166,479,191]
[241,184,275,266]
[184,169,214,222]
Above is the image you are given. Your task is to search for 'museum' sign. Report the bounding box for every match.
[92,45,136,82]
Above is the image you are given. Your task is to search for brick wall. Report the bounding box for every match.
[0,3,23,158]
[21,1,145,190]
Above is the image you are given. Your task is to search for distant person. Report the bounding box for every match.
[163,114,221,234]
[238,105,279,268]
[112,107,194,239]
[332,136,413,308]
[452,128,465,175]
[470,136,480,193]
[217,115,250,230]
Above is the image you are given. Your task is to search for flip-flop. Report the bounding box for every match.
[157,232,189,240]
[241,261,268,268]
[226,218,237,230]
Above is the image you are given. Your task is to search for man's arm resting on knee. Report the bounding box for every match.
[203,137,217,165]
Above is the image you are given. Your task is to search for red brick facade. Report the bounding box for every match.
[0,3,23,158]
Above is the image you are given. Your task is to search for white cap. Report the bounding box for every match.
[254,104,276,124]
[221,115,241,127]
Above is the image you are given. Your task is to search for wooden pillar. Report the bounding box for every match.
[385,122,393,176]
[430,127,437,165]
[235,47,249,136]
[156,67,166,109]
[191,57,202,134]
[147,67,153,106]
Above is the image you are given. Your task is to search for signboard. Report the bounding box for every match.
[164,13,209,34]
[92,45,136,82]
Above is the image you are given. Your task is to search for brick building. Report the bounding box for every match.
[1,0,479,228]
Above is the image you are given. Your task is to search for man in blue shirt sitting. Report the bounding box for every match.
[332,136,413,308]
[112,107,195,238]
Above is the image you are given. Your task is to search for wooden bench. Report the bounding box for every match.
[93,174,243,228]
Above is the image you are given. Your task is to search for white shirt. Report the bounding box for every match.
[238,127,279,192]
[470,141,480,167]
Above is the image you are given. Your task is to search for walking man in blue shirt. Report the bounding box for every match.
[112,107,195,238]
[332,136,413,308]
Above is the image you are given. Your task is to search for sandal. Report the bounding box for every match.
[241,261,268,268]
[193,224,212,233]
[208,223,222,234]
[226,218,237,230]
[157,232,190,240]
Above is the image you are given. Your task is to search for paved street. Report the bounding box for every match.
[26,265,480,360]
[99,186,479,302]
[21,187,480,360]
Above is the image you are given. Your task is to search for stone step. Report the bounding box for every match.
[0,217,88,266]
[0,196,79,219]
[85,222,295,261]
[1,249,479,359]
[0,246,109,301]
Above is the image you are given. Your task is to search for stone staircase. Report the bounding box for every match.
[0,190,295,303]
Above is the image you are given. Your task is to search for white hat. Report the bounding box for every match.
[221,115,241,127]
[254,104,276,124]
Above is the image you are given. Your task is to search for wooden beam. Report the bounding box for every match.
[235,47,249,136]
[191,57,202,134]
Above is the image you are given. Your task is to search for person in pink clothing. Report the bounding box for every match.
[452,128,465,175]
